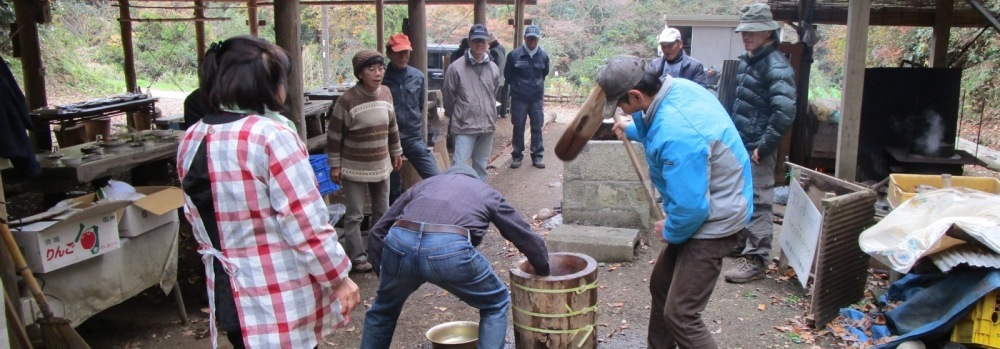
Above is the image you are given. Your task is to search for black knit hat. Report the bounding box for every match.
[352,49,384,79]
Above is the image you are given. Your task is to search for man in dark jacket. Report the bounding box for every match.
[724,3,797,284]
[489,33,509,117]
[504,24,550,169]
[646,27,707,88]
[361,164,550,349]
[383,33,439,204]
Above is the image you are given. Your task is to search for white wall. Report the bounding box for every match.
[689,26,745,70]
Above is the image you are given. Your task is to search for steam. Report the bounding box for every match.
[914,110,945,156]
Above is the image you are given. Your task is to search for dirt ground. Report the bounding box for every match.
[43,100,869,349]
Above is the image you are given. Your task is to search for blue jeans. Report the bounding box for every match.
[510,99,545,162]
[452,132,494,180]
[390,136,440,203]
[360,226,510,349]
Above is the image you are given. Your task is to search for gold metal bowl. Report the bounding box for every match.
[425,321,478,349]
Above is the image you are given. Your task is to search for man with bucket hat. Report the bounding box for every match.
[646,27,708,88]
[724,3,797,284]
[598,55,753,349]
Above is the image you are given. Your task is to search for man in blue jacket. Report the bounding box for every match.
[602,55,753,349]
[384,33,439,203]
[504,24,550,169]
[646,27,707,88]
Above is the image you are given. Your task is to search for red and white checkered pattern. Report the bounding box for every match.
[177,115,352,348]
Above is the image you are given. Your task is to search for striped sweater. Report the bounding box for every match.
[326,85,402,182]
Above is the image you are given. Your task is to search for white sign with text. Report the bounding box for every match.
[779,178,823,288]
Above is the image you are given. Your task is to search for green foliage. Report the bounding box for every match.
[134,11,198,87]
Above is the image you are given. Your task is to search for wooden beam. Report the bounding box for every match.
[118,17,229,22]
[514,0,524,48]
[931,0,954,67]
[965,0,1000,32]
[321,5,329,85]
[250,0,536,5]
[275,0,307,141]
[195,0,206,67]
[119,0,139,96]
[247,0,259,36]
[474,0,486,25]
[13,0,50,151]
[376,0,384,53]
[408,0,428,144]
[836,0,870,182]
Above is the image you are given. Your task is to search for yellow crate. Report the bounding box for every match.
[888,174,1000,208]
[952,290,1000,349]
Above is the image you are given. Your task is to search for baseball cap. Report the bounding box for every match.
[658,27,681,43]
[387,33,413,52]
[597,55,648,119]
[524,25,541,38]
[468,24,490,41]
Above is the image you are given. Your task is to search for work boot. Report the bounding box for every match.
[724,255,765,283]
[352,262,373,273]
[532,159,545,169]
[728,245,745,258]
[510,159,522,169]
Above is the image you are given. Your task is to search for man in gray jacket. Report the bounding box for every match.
[443,24,500,180]
[725,3,797,284]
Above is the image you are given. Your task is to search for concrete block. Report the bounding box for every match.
[563,141,648,181]
[546,225,640,262]
[563,180,651,229]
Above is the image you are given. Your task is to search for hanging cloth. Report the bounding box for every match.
[0,56,41,178]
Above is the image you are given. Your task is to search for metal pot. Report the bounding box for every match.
[425,321,478,349]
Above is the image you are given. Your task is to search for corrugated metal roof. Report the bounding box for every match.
[663,15,741,27]
[930,244,1000,272]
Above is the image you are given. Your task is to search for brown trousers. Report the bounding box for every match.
[647,233,738,349]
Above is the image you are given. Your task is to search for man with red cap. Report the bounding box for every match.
[383,33,439,204]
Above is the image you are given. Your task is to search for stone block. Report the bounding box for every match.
[546,225,640,262]
[563,180,651,229]
[563,141,648,181]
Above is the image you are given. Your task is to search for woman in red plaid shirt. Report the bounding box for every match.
[176,36,360,349]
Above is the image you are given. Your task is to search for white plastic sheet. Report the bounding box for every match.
[859,187,1000,273]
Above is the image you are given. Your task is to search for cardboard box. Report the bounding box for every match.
[117,186,184,237]
[888,174,1000,208]
[11,198,130,273]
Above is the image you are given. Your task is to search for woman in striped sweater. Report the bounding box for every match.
[326,49,403,273]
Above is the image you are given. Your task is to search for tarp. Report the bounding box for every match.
[874,269,1000,348]
[859,188,1000,273]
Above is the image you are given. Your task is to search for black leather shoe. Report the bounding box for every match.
[510,159,522,168]
[532,160,545,169]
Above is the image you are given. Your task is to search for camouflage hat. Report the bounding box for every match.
[597,55,648,119]
[735,3,780,33]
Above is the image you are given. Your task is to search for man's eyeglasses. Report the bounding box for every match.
[365,65,387,73]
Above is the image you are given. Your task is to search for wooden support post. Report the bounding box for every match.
[0,168,23,330]
[474,0,486,25]
[248,0,259,36]
[275,0,307,141]
[321,5,330,86]
[931,0,953,68]
[376,0,385,53]
[13,0,50,151]
[835,0,870,182]
[119,0,138,94]
[195,0,206,66]
[408,0,429,144]
[514,0,525,48]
